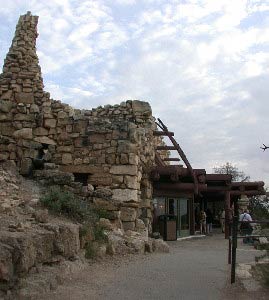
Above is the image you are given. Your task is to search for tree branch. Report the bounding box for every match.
[260,144,269,151]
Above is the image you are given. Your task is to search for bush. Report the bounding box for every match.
[40,187,109,259]
[85,242,96,259]
[40,187,96,222]
[93,208,110,219]
[94,225,107,242]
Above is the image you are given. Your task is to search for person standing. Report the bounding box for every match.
[220,209,225,233]
[199,210,207,234]
[239,209,253,244]
[206,208,213,234]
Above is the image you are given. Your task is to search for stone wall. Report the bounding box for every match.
[0,12,163,234]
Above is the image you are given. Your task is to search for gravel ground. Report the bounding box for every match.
[40,233,268,300]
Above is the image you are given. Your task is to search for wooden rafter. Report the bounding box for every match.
[154,118,199,195]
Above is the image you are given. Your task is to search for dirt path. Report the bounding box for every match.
[40,234,267,300]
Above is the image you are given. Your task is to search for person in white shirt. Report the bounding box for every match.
[239,209,252,222]
[239,209,253,244]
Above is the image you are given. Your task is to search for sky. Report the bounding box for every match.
[0,0,269,185]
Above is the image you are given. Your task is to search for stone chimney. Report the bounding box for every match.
[0,11,46,105]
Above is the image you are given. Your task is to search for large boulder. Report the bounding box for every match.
[40,222,80,259]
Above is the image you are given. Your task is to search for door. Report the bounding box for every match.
[154,197,190,237]
[167,198,190,237]
[179,198,190,237]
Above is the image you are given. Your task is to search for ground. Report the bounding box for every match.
[39,233,268,300]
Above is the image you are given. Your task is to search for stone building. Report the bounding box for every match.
[0,12,165,234]
[0,12,265,239]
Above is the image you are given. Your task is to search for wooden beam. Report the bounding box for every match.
[163,158,181,161]
[231,181,264,187]
[230,190,265,196]
[156,146,177,150]
[151,166,206,177]
[153,189,193,198]
[153,131,174,136]
[206,174,232,181]
[154,182,207,192]
[206,186,231,192]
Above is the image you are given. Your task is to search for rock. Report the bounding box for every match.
[122,221,135,231]
[33,169,74,185]
[34,136,56,145]
[30,104,40,113]
[112,189,138,202]
[0,100,13,112]
[54,223,80,259]
[236,263,252,279]
[107,231,130,255]
[125,175,139,189]
[117,141,137,153]
[0,243,14,282]
[0,230,55,275]
[152,239,169,253]
[44,118,57,128]
[0,152,9,161]
[258,237,268,245]
[13,128,33,140]
[0,90,13,101]
[95,243,107,258]
[120,207,137,222]
[136,218,146,230]
[34,209,49,223]
[98,218,113,231]
[110,165,138,176]
[106,241,116,255]
[93,198,119,211]
[15,92,34,104]
[20,158,33,176]
[39,222,80,259]
[33,127,49,136]
[94,187,113,198]
[152,232,161,239]
[145,239,153,253]
[132,100,152,116]
[62,153,73,164]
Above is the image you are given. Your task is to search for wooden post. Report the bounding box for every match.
[225,191,230,239]
[228,223,231,264]
[231,215,238,284]
[190,195,195,235]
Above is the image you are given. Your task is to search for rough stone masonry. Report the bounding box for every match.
[0,12,166,234]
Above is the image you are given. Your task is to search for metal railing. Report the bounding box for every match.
[228,217,269,284]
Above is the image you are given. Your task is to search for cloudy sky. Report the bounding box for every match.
[0,0,269,185]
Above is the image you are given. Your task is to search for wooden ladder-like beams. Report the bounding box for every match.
[154,118,199,195]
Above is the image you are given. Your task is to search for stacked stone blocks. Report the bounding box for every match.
[0,12,164,234]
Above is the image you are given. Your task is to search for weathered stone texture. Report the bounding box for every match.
[0,11,166,237]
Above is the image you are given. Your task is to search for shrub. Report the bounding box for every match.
[93,208,110,219]
[40,187,109,259]
[85,241,96,259]
[40,187,96,222]
[94,224,107,242]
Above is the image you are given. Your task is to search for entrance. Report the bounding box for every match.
[154,197,190,237]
